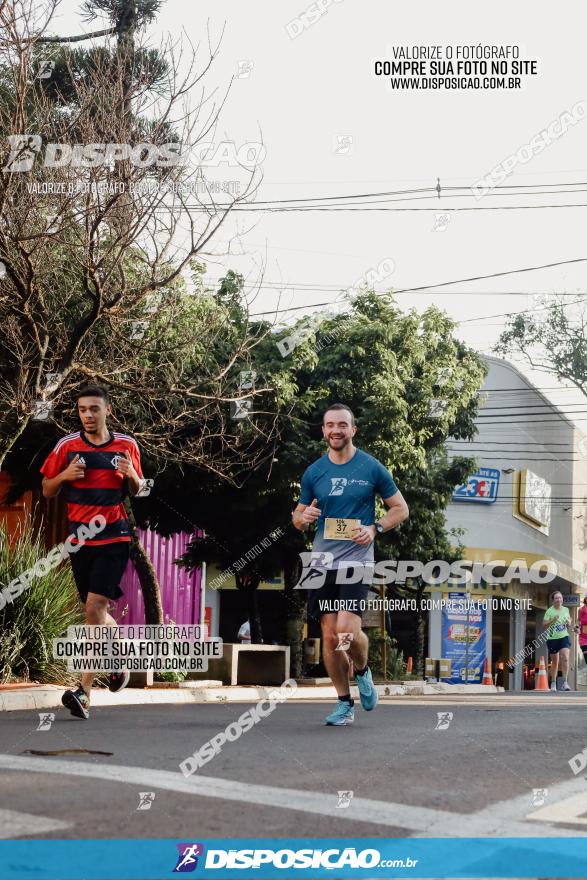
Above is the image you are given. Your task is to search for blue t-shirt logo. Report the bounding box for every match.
[329,477,347,496]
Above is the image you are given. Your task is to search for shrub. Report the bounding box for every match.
[155,670,188,683]
[365,630,405,680]
[0,524,83,684]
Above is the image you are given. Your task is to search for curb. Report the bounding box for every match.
[0,681,503,712]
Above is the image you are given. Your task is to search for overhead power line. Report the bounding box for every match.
[208,278,587,297]
[174,202,587,214]
[447,449,578,456]
[234,180,587,207]
[474,403,587,412]
[477,387,583,393]
[246,258,587,317]
[448,441,576,447]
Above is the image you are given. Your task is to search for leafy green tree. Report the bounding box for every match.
[495,297,587,395]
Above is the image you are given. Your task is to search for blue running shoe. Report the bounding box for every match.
[325,700,355,726]
[355,667,378,711]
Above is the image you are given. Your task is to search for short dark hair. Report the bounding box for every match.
[77,384,110,404]
[322,403,355,426]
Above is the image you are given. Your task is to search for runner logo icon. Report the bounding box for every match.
[329,477,347,496]
[293,552,334,589]
[173,843,204,872]
[336,790,354,808]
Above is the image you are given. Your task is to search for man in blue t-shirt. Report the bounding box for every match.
[292,403,409,726]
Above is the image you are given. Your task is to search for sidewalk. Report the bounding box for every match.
[0,680,503,712]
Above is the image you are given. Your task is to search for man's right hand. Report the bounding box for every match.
[300,498,321,525]
[62,454,86,482]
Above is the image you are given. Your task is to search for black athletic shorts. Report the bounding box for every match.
[547,635,571,654]
[306,569,371,623]
[69,541,130,603]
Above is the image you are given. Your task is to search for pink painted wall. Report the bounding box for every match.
[112,529,203,625]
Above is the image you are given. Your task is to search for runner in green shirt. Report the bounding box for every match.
[542,591,573,691]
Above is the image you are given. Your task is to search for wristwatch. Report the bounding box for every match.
[375,523,385,536]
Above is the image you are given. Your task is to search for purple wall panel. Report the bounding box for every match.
[112,529,202,625]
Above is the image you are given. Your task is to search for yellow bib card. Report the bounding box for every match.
[323,517,361,541]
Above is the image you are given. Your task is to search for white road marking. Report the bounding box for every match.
[527,790,587,827]
[0,808,71,838]
[0,754,453,832]
[434,778,587,837]
[378,696,587,707]
[418,776,587,837]
[1,754,587,838]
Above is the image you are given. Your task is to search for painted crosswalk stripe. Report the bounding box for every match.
[1,753,587,838]
[527,791,587,827]
[0,808,71,839]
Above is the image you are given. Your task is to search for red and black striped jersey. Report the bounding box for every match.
[40,431,143,546]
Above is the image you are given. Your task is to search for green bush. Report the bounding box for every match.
[365,629,405,680]
[0,524,83,684]
[155,670,188,683]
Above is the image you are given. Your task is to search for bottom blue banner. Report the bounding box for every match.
[1,837,587,879]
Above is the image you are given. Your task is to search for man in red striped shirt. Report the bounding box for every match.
[41,385,144,719]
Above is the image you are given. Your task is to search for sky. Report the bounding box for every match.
[47,0,587,427]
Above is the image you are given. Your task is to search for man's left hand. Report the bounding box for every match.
[352,524,376,547]
[117,450,136,479]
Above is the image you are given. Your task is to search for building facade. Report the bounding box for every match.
[428,356,587,690]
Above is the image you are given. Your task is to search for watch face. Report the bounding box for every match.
[376,524,384,534]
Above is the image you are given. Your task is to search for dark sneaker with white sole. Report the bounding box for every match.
[108,671,130,693]
[61,686,90,720]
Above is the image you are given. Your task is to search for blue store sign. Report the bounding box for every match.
[452,467,500,504]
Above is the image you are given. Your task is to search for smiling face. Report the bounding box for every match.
[78,395,111,436]
[322,408,356,451]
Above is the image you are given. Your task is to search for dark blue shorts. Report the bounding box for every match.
[547,636,571,654]
[306,569,371,622]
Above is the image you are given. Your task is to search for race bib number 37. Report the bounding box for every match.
[323,517,361,541]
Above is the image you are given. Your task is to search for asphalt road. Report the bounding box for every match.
[2,693,587,841]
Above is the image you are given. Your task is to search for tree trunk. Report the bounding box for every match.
[124,499,163,624]
[117,0,137,121]
[415,611,426,678]
[284,563,305,679]
[414,582,427,677]
[129,532,163,624]
[0,413,30,470]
